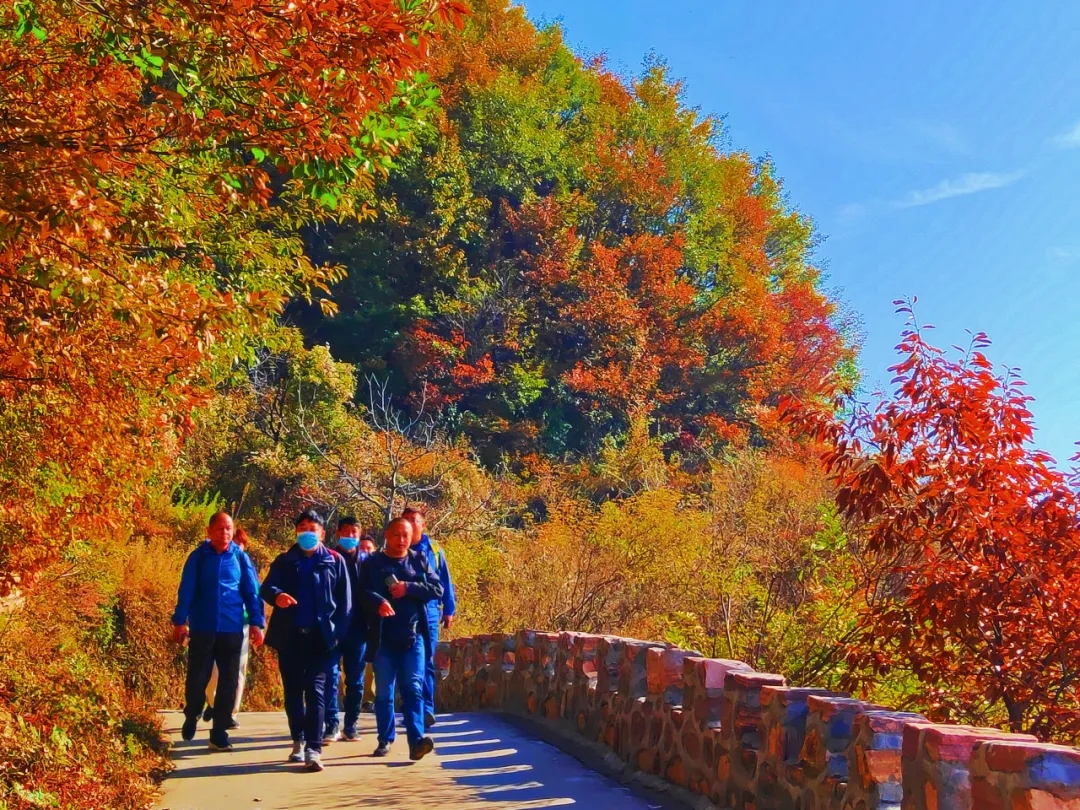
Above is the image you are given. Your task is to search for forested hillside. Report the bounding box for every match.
[292,0,858,463]
[2,1,1079,807]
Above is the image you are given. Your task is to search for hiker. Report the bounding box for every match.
[324,521,376,742]
[202,526,255,729]
[171,511,265,752]
[360,516,442,760]
[260,510,351,772]
[402,505,456,729]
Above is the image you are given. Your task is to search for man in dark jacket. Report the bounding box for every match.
[260,510,350,772]
[324,518,374,742]
[359,516,442,761]
[403,505,456,730]
[171,511,265,751]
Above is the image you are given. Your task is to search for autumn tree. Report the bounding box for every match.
[0,0,464,591]
[785,304,1080,741]
[293,0,858,465]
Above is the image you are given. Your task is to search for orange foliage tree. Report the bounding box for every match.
[0,0,464,591]
[785,303,1080,740]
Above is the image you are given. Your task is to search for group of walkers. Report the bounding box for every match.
[170,505,456,771]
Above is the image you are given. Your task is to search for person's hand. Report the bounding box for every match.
[171,624,188,645]
[275,593,298,609]
[389,581,407,599]
[249,626,265,648]
[378,601,395,618]
[441,614,454,630]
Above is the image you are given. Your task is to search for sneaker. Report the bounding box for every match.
[181,716,198,741]
[361,701,374,713]
[409,737,434,761]
[424,711,437,731]
[324,728,341,744]
[288,741,305,763]
[372,742,391,757]
[305,749,324,772]
[227,716,240,730]
[208,739,233,752]
[202,705,214,723]
[343,728,360,742]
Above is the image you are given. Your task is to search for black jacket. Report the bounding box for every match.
[260,544,350,653]
[359,549,442,660]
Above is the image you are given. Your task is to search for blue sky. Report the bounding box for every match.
[520,0,1080,466]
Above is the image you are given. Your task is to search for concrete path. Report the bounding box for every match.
[155,711,659,810]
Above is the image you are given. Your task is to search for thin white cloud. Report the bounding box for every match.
[1053,121,1080,148]
[1048,246,1080,263]
[896,171,1024,208]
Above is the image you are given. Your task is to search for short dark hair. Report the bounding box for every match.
[294,509,325,528]
[401,504,427,518]
[337,516,359,531]
[384,516,412,535]
[359,533,377,546]
[208,511,232,529]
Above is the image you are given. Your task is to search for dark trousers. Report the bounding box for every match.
[278,631,335,752]
[185,631,243,746]
[325,635,367,733]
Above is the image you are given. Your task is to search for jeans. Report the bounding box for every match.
[277,631,335,752]
[423,618,440,719]
[373,638,426,747]
[324,635,366,734]
[206,625,250,719]
[185,631,243,746]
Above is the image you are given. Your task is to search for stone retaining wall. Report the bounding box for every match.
[435,631,1080,810]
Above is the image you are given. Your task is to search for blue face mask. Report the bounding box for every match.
[296,531,320,551]
[357,551,370,562]
[337,536,359,552]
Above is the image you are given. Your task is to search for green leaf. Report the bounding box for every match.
[251,147,267,163]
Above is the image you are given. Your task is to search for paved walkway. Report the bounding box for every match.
[155,711,659,810]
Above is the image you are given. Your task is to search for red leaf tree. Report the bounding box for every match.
[785,302,1080,740]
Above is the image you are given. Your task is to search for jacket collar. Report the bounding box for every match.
[285,543,334,566]
[415,534,432,552]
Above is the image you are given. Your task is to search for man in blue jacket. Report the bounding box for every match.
[360,516,442,761]
[260,510,350,772]
[171,511,265,751]
[402,505,456,730]
[324,519,374,742]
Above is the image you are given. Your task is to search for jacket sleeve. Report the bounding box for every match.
[259,554,285,606]
[332,555,351,645]
[359,556,389,612]
[406,552,444,604]
[438,552,457,618]
[171,548,200,626]
[240,550,266,629]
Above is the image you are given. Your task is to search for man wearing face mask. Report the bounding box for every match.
[324,519,374,743]
[261,510,350,772]
[171,511,265,752]
[360,517,442,761]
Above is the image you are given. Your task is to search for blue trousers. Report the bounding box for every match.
[423,618,440,719]
[325,635,366,734]
[373,639,426,747]
[278,632,335,752]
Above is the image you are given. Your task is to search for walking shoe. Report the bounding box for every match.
[208,739,233,752]
[305,749,324,772]
[361,701,374,713]
[424,711,437,731]
[409,737,435,761]
[227,716,240,730]
[202,704,214,723]
[288,741,305,763]
[324,727,341,743]
[372,742,391,757]
[181,716,198,741]
[343,728,361,742]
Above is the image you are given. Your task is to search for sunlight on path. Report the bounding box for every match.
[155,711,658,810]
